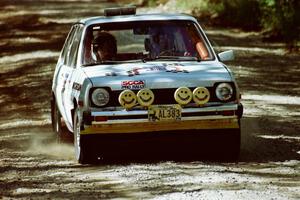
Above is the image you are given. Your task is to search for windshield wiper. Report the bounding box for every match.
[145,56,201,62]
[82,60,142,67]
[82,60,119,67]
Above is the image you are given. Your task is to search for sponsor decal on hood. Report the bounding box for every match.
[127,63,188,76]
[121,80,145,90]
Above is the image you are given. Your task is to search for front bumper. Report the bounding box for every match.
[80,103,242,135]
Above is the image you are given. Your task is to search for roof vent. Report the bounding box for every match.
[104,6,136,17]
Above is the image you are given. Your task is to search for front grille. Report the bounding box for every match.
[90,83,236,108]
[104,87,221,107]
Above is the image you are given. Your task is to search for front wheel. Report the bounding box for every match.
[51,98,63,142]
[73,108,95,164]
[221,128,241,162]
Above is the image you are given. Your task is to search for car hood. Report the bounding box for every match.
[82,61,232,90]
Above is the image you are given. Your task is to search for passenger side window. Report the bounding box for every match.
[68,25,83,68]
[61,26,77,65]
[65,25,79,67]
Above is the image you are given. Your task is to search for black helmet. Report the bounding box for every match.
[92,32,117,54]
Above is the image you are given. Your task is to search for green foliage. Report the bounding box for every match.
[174,0,261,30]
[173,0,299,50]
[141,0,168,7]
[259,0,300,49]
[175,0,222,18]
[211,0,262,31]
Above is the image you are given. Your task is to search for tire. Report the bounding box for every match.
[73,108,95,164]
[52,99,63,143]
[51,98,55,131]
[222,128,241,162]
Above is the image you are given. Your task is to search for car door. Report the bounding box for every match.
[61,24,84,129]
[55,25,77,123]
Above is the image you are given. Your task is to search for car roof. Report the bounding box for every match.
[78,13,198,26]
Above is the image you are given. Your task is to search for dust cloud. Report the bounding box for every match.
[27,131,74,161]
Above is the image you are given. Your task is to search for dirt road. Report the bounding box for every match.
[0,1,299,199]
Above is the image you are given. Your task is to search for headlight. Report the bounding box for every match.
[91,88,110,106]
[118,89,137,109]
[174,87,193,105]
[215,83,233,101]
[137,88,154,107]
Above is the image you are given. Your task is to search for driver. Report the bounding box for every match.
[149,32,173,58]
[92,32,117,61]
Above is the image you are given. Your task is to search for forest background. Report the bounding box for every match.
[133,0,300,51]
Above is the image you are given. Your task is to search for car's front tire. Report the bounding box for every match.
[220,127,241,162]
[51,98,63,142]
[230,128,241,160]
[73,108,95,164]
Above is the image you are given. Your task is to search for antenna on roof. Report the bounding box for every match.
[104,6,136,17]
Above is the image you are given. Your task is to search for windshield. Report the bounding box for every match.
[81,20,214,66]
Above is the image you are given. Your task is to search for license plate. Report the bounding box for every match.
[148,105,181,121]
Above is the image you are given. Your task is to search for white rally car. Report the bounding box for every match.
[51,7,243,163]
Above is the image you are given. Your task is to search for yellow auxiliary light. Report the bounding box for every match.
[174,87,192,105]
[118,89,137,109]
[193,87,210,105]
[137,88,154,107]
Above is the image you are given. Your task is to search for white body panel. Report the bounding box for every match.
[81,61,232,90]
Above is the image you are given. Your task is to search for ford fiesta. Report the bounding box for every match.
[51,7,243,163]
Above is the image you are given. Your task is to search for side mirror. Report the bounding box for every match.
[218,50,234,62]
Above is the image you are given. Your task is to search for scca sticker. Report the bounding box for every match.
[121,80,145,90]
